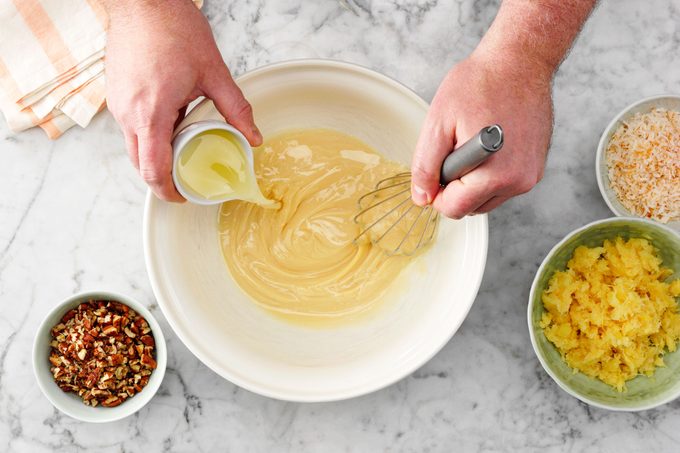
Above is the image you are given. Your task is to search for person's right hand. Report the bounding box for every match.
[103,0,261,201]
[409,54,554,219]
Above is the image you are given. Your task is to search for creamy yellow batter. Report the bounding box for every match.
[218,129,427,320]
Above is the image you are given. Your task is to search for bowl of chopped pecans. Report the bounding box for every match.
[32,291,166,423]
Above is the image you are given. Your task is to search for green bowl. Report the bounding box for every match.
[528,217,680,411]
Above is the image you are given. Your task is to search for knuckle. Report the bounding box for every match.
[410,161,434,184]
[487,176,507,193]
[139,167,164,186]
[536,167,545,184]
[233,99,253,119]
[135,121,165,137]
[441,206,465,220]
[493,169,538,196]
[437,197,467,220]
[516,174,538,194]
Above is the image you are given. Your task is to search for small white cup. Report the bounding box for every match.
[33,291,167,423]
[171,120,257,205]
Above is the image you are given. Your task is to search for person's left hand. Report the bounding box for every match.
[410,53,554,219]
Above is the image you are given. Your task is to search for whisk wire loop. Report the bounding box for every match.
[353,171,439,256]
[353,124,503,256]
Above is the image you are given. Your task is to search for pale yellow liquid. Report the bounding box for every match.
[218,129,433,324]
[177,129,276,206]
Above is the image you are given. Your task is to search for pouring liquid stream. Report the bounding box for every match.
[176,129,279,208]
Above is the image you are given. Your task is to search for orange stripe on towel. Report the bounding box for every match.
[85,0,109,30]
[11,0,79,74]
[38,116,63,139]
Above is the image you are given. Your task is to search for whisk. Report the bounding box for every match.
[353,125,504,256]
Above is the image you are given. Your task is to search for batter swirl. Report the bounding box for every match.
[218,129,418,318]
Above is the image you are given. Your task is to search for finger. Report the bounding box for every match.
[124,131,139,170]
[473,195,509,214]
[136,123,185,202]
[174,105,188,131]
[431,172,496,219]
[202,65,262,146]
[410,110,455,206]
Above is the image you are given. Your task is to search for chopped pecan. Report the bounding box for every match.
[101,396,123,407]
[101,325,118,336]
[48,299,157,408]
[139,335,154,347]
[61,310,77,323]
[141,354,157,369]
[109,353,125,366]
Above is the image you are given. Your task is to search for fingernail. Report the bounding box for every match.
[412,185,429,205]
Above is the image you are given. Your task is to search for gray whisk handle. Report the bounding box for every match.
[439,124,504,185]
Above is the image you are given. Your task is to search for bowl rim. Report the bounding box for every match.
[32,290,167,423]
[527,216,680,411]
[595,93,680,224]
[143,58,489,402]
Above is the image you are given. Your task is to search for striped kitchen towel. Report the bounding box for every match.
[0,0,203,139]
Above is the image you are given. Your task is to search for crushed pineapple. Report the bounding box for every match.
[540,237,680,391]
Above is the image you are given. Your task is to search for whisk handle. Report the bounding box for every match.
[440,124,504,185]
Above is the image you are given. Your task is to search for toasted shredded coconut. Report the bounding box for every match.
[606,107,680,223]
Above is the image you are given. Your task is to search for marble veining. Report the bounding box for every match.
[1,0,680,451]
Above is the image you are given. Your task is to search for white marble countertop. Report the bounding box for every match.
[2,0,680,451]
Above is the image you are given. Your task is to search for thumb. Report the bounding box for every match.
[203,65,263,146]
[410,111,455,206]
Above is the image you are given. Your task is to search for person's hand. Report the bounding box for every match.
[103,0,261,201]
[410,53,553,218]
[409,0,598,219]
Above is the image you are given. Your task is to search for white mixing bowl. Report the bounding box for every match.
[144,60,488,402]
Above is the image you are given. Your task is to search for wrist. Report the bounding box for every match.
[472,0,596,85]
[471,11,558,85]
[97,0,189,20]
[469,42,554,91]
